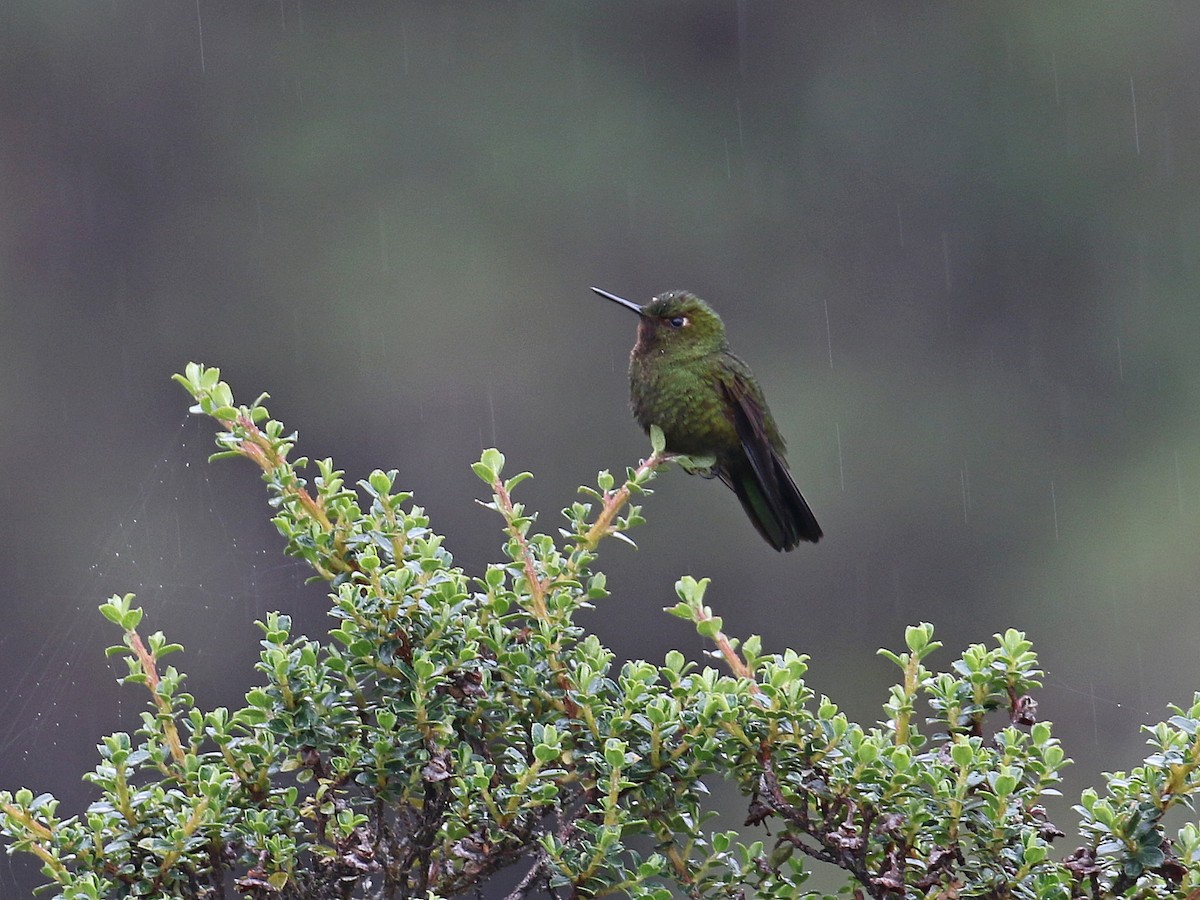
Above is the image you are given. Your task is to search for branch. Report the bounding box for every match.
[127,630,186,765]
[579,451,668,550]
[503,850,551,900]
[492,473,549,621]
[690,603,759,693]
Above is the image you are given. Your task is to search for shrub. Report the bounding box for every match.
[3,363,1199,899]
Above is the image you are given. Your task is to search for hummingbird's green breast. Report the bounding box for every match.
[629,351,741,459]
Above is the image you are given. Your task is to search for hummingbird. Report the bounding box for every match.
[593,287,822,551]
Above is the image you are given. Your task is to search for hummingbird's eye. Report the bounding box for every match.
[667,316,688,328]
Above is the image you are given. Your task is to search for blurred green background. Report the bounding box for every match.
[4,2,1200,894]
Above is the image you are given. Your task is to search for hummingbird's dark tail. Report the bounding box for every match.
[722,453,823,551]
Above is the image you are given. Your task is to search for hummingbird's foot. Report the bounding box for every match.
[672,453,718,478]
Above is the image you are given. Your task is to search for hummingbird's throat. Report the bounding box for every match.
[636,317,661,349]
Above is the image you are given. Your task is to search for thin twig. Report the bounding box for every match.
[580,452,667,549]
[489,479,581,716]
[690,605,760,695]
[128,630,186,764]
[234,413,334,532]
[492,475,549,620]
[503,851,549,900]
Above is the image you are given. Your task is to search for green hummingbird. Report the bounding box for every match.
[593,287,822,551]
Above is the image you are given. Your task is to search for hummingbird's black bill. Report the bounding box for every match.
[591,286,644,316]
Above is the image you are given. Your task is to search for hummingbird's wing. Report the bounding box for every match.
[716,364,823,550]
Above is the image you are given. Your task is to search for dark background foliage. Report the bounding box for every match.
[3,2,1200,894]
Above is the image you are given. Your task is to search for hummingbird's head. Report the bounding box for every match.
[592,287,728,357]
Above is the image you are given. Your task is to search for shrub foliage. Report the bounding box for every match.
[3,363,1200,899]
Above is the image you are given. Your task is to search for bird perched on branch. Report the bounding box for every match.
[593,287,822,551]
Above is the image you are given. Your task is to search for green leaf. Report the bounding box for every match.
[604,739,627,768]
[950,740,974,768]
[674,576,710,605]
[695,615,722,640]
[904,622,941,657]
[472,448,506,483]
[649,424,666,455]
[367,469,394,496]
